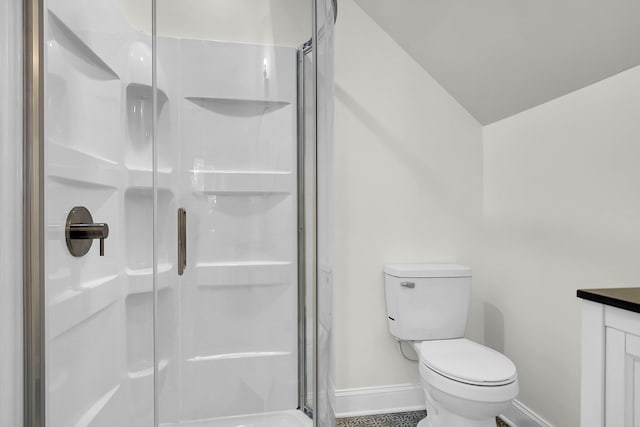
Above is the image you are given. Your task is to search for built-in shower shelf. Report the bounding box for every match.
[185,96,290,115]
[48,274,120,339]
[195,261,291,287]
[48,10,119,81]
[74,384,121,427]
[126,263,173,294]
[127,168,172,190]
[128,359,168,380]
[191,171,292,195]
[48,142,120,189]
[186,351,292,363]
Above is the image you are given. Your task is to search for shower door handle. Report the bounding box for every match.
[178,208,186,275]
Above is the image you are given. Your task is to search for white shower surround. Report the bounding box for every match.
[43,0,310,426]
[173,39,299,422]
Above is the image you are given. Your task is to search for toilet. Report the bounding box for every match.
[384,264,518,427]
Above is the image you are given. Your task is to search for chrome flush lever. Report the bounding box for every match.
[400,282,415,288]
[65,206,110,257]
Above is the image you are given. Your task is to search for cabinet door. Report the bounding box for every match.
[626,333,640,427]
[605,327,640,426]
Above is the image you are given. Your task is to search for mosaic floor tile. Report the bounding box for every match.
[336,411,510,427]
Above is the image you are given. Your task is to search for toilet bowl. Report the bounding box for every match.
[383,264,519,427]
[413,339,518,427]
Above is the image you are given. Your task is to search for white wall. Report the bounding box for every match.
[335,4,640,426]
[334,0,483,390]
[482,65,640,427]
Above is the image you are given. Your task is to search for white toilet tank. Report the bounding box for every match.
[384,264,472,341]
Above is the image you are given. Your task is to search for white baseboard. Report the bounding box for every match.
[335,384,425,417]
[500,399,554,427]
[335,384,554,427]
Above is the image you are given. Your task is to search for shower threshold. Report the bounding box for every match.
[162,410,312,427]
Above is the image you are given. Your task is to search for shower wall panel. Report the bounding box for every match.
[44,1,154,426]
[176,40,298,421]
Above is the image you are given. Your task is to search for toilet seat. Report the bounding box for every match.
[417,338,517,386]
[419,361,519,404]
[417,338,519,405]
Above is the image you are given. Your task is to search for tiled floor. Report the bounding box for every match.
[336,411,426,426]
[336,411,509,427]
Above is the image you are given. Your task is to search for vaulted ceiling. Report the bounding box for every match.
[354,0,640,124]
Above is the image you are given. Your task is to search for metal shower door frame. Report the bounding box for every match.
[23,0,45,424]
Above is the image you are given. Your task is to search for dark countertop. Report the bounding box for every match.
[577,287,640,314]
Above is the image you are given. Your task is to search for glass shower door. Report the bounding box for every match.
[30,1,333,426]
[313,1,336,424]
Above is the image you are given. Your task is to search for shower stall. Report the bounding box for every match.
[14,0,335,426]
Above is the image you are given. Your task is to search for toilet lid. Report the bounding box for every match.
[418,339,517,386]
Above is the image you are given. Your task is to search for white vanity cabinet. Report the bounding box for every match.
[579,288,640,427]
